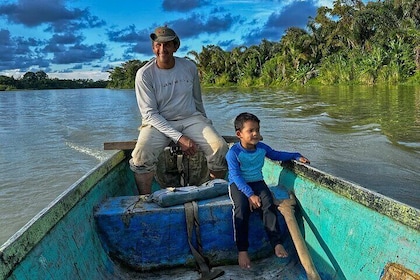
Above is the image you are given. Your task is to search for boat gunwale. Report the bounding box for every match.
[281,160,420,231]
[0,150,126,279]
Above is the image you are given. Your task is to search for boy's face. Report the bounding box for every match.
[236,120,261,149]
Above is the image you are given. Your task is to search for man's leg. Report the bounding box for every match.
[181,115,228,178]
[133,172,154,195]
[130,124,170,194]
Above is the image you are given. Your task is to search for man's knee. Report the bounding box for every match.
[215,137,229,153]
[209,137,229,168]
[129,158,156,174]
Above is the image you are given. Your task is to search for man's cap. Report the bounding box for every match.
[150,26,180,48]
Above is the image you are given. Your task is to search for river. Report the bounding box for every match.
[0,86,419,245]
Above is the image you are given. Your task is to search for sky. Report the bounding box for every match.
[0,0,334,81]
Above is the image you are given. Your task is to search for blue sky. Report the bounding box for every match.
[0,0,333,80]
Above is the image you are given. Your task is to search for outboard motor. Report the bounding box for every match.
[155,143,210,188]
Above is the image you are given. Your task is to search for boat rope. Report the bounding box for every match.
[184,201,224,280]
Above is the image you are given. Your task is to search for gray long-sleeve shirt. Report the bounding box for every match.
[134,57,206,142]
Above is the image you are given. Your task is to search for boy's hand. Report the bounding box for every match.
[298,156,310,164]
[248,195,261,211]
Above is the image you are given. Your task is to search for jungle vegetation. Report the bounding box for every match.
[0,71,107,91]
[2,0,418,91]
[107,0,420,89]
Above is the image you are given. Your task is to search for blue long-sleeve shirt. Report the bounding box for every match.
[226,142,302,198]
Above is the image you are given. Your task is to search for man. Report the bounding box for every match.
[130,26,228,194]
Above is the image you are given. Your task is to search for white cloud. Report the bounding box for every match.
[0,70,109,81]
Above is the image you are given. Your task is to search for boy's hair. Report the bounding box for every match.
[234,112,260,131]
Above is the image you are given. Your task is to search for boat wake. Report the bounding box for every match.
[65,142,110,162]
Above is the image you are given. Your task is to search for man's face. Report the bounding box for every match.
[152,41,177,67]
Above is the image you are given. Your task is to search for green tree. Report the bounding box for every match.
[0,75,17,90]
[22,72,38,89]
[108,60,146,89]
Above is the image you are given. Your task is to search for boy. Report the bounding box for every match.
[226,112,310,269]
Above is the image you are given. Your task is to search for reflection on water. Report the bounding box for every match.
[306,86,419,151]
[205,86,420,153]
[0,87,419,245]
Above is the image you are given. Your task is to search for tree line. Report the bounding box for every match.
[0,71,107,91]
[108,0,420,89]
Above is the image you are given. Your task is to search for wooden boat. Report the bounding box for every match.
[1,138,419,280]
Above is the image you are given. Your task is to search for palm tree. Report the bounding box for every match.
[229,45,247,82]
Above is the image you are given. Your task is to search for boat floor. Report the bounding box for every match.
[109,225,306,279]
[115,254,306,279]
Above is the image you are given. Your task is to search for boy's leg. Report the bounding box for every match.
[274,244,288,257]
[249,181,285,252]
[238,251,251,269]
[229,183,251,267]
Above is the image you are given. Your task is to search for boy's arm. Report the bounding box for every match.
[226,150,254,198]
[260,142,304,162]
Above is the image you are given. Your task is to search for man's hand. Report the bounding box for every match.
[178,135,198,156]
[248,195,261,211]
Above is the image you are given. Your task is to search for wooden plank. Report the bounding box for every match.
[381,263,420,280]
[223,135,238,143]
[104,136,238,150]
[104,140,137,150]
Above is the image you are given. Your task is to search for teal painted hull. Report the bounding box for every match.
[0,151,133,280]
[1,150,419,279]
[263,160,420,279]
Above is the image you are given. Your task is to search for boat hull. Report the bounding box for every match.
[263,160,420,279]
[1,150,419,279]
[0,151,134,280]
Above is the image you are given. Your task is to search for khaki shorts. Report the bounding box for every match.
[130,115,228,174]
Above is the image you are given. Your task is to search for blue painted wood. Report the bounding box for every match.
[94,187,290,270]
